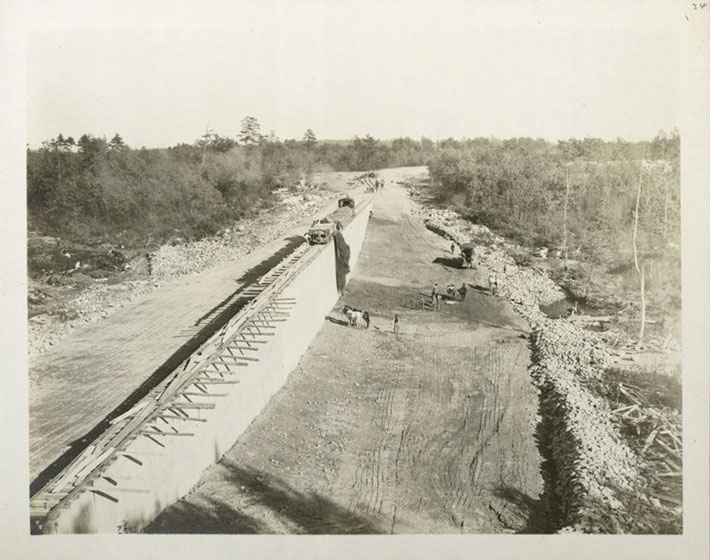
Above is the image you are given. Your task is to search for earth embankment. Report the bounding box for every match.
[148,167,545,534]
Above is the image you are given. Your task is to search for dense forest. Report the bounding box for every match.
[427,131,681,317]
[428,132,680,252]
[27,119,435,243]
[27,118,679,282]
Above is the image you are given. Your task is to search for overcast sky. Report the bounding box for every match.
[25,1,683,148]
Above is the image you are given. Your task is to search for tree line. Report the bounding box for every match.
[427,132,680,253]
[27,117,437,244]
[427,131,681,325]
[27,116,680,281]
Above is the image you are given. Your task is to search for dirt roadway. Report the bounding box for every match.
[29,177,368,489]
[148,169,545,534]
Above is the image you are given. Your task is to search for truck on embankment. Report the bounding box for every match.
[307,196,356,245]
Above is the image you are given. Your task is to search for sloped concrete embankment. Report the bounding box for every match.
[38,202,372,534]
[415,205,641,532]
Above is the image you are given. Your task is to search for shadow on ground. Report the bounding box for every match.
[492,485,557,534]
[146,461,383,534]
[432,255,462,269]
[30,237,305,497]
[497,393,564,534]
[194,236,306,327]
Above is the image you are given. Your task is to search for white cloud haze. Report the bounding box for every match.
[26,1,681,147]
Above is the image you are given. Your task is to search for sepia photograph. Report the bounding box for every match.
[1,1,708,558]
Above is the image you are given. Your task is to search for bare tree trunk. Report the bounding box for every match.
[200,125,212,172]
[659,151,670,242]
[633,150,646,345]
[563,165,570,269]
[639,265,646,342]
[585,263,593,298]
[663,180,670,241]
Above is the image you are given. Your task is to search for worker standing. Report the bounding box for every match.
[488,272,497,295]
[393,314,400,337]
[459,283,467,301]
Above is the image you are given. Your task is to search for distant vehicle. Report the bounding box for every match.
[338,196,355,210]
[460,243,475,268]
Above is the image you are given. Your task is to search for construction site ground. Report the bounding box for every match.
[147,168,545,534]
[29,179,365,490]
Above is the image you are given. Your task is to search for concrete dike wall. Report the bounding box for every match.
[37,200,373,534]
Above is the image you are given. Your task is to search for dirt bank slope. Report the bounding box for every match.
[148,168,544,534]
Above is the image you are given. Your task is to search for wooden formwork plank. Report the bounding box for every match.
[226,346,259,354]
[167,402,216,410]
[239,327,276,336]
[73,448,116,482]
[89,489,119,503]
[99,487,150,494]
[198,369,239,377]
[208,361,237,371]
[157,415,206,423]
[142,434,166,448]
[119,453,144,466]
[139,431,194,437]
[234,337,268,344]
[258,312,290,319]
[219,355,259,362]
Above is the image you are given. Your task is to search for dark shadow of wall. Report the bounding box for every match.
[145,461,383,534]
[333,230,351,295]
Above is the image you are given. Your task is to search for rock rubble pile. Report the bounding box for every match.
[530,320,641,531]
[28,280,156,355]
[150,194,329,280]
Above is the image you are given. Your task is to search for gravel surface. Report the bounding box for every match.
[28,191,336,357]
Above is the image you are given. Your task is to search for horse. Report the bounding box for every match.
[342,305,369,328]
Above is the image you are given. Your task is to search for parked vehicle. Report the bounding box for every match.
[306,196,356,245]
[460,243,475,268]
[308,219,336,244]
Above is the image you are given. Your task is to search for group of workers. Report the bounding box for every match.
[430,282,469,310]
[428,258,504,311]
[363,171,385,192]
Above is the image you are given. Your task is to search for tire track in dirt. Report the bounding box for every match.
[147,171,542,534]
[348,342,407,521]
[387,330,524,531]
